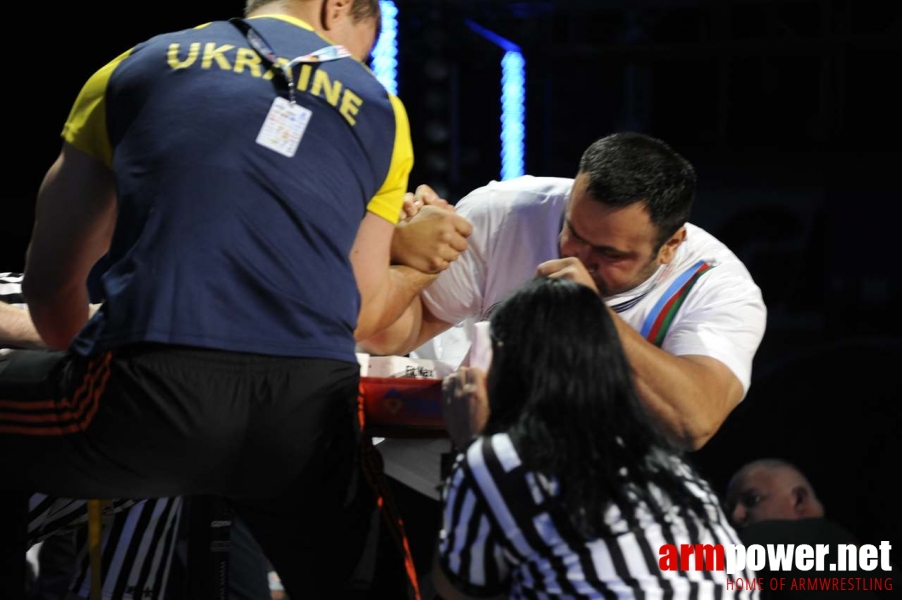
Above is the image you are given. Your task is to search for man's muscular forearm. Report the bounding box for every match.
[538,256,743,450]
[0,302,47,349]
[355,266,437,342]
[610,310,742,450]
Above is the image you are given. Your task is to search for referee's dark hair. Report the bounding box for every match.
[484,277,713,538]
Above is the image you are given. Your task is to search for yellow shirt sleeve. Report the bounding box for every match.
[366,94,413,225]
[61,49,133,169]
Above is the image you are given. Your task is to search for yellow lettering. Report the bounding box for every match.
[201,42,234,70]
[264,57,290,81]
[296,64,313,91]
[233,48,263,77]
[339,89,364,126]
[167,43,200,69]
[311,70,342,106]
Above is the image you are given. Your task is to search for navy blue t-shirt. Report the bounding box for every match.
[64,15,412,361]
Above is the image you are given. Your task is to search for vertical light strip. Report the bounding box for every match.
[500,50,526,180]
[371,1,399,95]
[466,20,526,180]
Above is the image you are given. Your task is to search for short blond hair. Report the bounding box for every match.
[244,0,380,22]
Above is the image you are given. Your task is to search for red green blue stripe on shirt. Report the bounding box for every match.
[639,260,713,347]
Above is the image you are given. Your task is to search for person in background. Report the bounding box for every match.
[726,459,825,527]
[725,458,886,599]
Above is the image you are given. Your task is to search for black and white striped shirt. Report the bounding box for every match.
[439,433,758,599]
[0,272,26,307]
[28,494,183,600]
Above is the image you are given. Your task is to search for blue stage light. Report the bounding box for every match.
[467,21,526,180]
[372,1,399,95]
[500,50,526,180]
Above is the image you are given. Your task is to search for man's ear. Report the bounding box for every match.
[657,226,687,265]
[321,0,353,31]
[791,485,810,515]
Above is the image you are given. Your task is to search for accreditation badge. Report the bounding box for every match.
[256,96,312,158]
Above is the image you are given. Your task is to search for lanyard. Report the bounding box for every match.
[230,18,352,104]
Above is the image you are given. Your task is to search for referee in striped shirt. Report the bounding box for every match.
[28,495,181,600]
[436,278,758,599]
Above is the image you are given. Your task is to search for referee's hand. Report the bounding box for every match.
[442,366,489,451]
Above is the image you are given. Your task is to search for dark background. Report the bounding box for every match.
[2,0,899,559]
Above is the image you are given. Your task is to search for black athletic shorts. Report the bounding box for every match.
[0,344,374,595]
